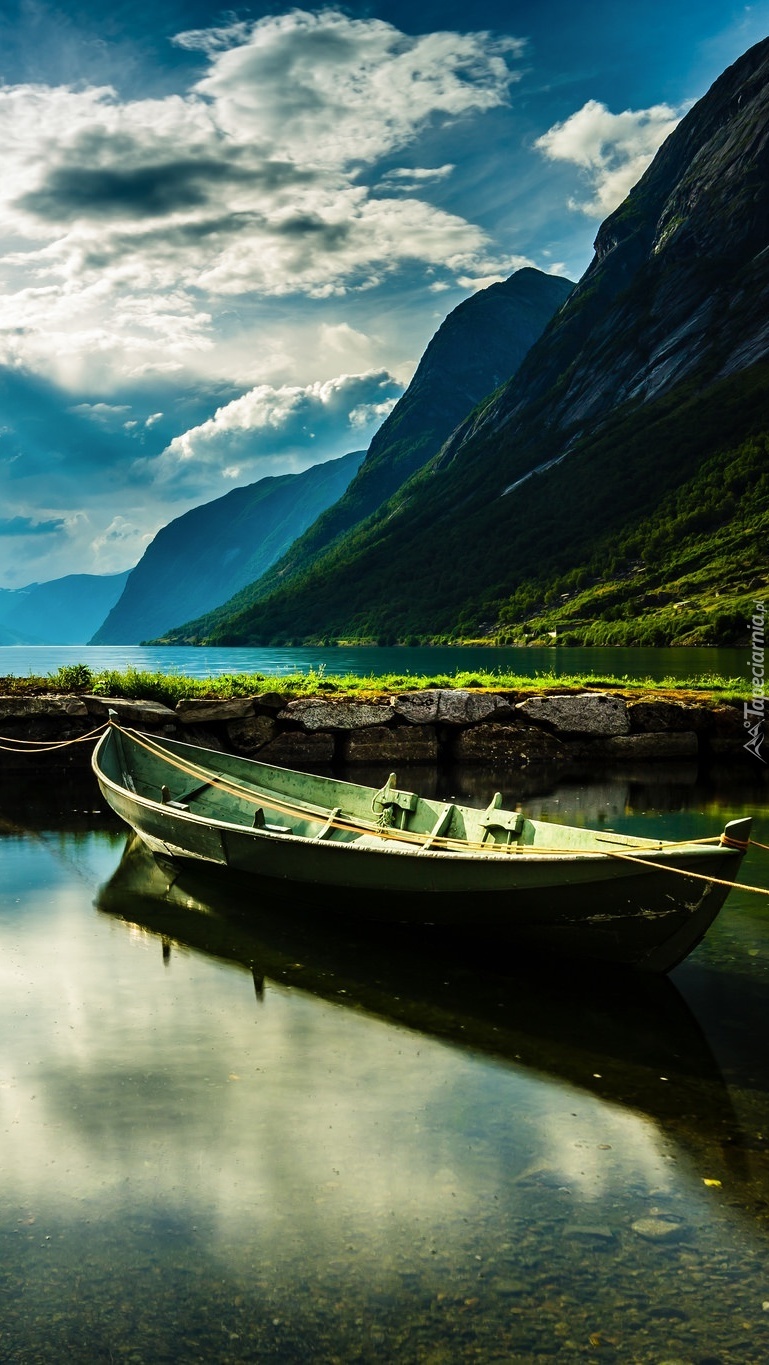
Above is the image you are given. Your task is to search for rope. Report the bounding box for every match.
[112,725,492,853]
[0,722,108,753]
[119,725,686,857]
[598,848,769,899]
[108,725,766,889]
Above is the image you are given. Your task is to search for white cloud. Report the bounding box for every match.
[0,11,542,587]
[318,322,376,357]
[376,165,456,193]
[148,369,404,493]
[181,12,523,169]
[68,401,131,425]
[348,398,399,429]
[90,514,154,565]
[0,11,526,389]
[535,99,683,216]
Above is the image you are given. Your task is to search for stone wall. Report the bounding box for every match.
[0,687,753,772]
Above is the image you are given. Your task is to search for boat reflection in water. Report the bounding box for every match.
[97,833,755,1190]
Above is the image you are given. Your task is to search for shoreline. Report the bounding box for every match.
[0,682,760,774]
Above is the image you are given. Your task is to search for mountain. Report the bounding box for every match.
[91,451,365,644]
[164,267,573,642]
[0,571,130,645]
[201,37,769,648]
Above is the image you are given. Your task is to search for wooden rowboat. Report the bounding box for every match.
[92,721,752,972]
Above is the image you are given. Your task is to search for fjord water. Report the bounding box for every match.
[2,767,768,1363]
[0,641,750,682]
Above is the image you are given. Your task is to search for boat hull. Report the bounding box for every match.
[93,726,749,972]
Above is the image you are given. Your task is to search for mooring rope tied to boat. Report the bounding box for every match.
[118,724,682,855]
[0,721,109,752]
[109,725,769,895]
[596,850,769,897]
[114,725,501,853]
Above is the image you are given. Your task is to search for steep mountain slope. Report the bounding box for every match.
[205,37,769,647]
[92,451,364,644]
[166,268,572,642]
[0,571,130,645]
[268,269,574,575]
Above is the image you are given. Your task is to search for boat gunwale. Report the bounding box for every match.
[92,727,744,872]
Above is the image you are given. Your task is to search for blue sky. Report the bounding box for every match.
[0,0,767,587]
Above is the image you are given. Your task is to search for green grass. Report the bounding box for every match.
[0,664,750,705]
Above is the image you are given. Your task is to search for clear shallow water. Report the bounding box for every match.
[0,641,751,682]
[2,768,769,1363]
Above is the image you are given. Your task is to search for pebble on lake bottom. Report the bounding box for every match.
[631,1216,688,1242]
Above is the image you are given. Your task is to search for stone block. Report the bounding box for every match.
[435,689,505,725]
[592,731,698,759]
[708,704,747,737]
[451,722,564,766]
[254,692,291,713]
[627,700,708,733]
[174,727,225,752]
[225,714,277,756]
[0,695,89,719]
[515,693,629,737]
[80,696,178,727]
[669,704,744,753]
[278,698,390,731]
[343,724,439,764]
[256,731,336,766]
[391,689,507,726]
[176,697,255,723]
[390,691,440,724]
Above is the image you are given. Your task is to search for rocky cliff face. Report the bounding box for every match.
[91,451,364,644]
[184,267,573,630]
[442,38,769,459]
[349,267,573,512]
[201,37,769,646]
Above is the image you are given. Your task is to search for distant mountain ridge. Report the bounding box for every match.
[200,37,769,647]
[165,267,573,642]
[0,571,130,645]
[92,451,365,644]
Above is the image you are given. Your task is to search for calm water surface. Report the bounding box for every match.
[2,766,769,1363]
[0,642,751,683]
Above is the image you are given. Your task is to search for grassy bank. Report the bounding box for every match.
[0,663,750,706]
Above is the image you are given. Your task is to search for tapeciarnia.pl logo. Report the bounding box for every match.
[744,600,766,764]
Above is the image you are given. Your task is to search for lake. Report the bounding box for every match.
[0,642,751,682]
[2,764,769,1362]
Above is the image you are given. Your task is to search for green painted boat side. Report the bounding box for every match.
[92,724,752,971]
